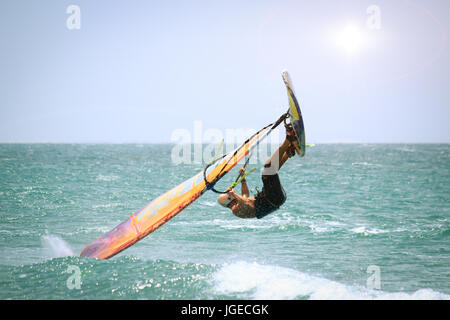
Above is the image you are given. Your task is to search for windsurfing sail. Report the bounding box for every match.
[80,120,281,259]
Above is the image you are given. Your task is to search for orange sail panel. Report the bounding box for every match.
[80,125,273,259]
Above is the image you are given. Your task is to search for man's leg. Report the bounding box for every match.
[262,138,292,175]
[280,146,295,167]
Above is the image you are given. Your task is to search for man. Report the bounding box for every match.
[218,125,298,219]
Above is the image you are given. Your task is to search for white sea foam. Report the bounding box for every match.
[351,162,382,167]
[173,216,287,230]
[92,202,123,209]
[308,220,345,233]
[309,224,332,233]
[175,213,344,233]
[212,261,450,300]
[41,235,74,258]
[199,200,218,207]
[350,226,387,235]
[96,174,119,182]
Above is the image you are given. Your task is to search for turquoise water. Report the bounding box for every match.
[0,143,449,299]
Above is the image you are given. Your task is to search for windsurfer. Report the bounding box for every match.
[218,125,299,219]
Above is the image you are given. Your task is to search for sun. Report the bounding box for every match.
[335,23,367,55]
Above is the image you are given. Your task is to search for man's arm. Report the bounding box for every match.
[238,167,250,197]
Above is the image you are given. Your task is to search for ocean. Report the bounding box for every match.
[0,143,449,300]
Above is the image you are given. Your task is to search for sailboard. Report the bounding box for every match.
[282,70,306,157]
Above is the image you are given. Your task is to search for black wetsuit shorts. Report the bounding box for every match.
[254,173,286,219]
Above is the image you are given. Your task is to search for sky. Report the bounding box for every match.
[0,0,449,143]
